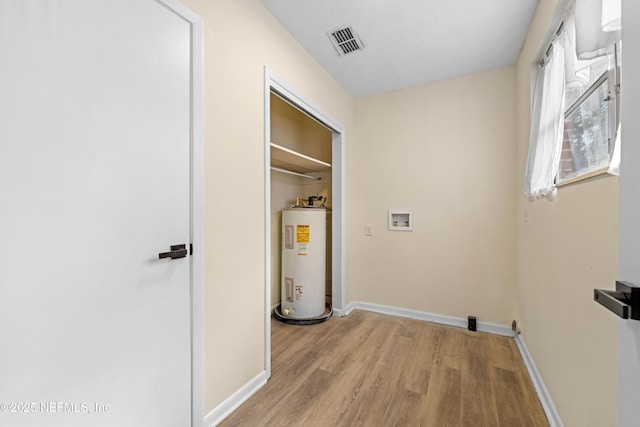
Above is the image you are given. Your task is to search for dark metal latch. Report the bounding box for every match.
[158,244,188,260]
[594,281,640,320]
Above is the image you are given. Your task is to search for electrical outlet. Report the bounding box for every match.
[365,224,374,236]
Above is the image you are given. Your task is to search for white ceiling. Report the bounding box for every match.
[261,0,539,98]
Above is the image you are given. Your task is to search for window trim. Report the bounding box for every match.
[556,166,609,187]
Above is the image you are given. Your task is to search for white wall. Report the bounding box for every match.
[180,0,355,415]
[350,66,518,326]
[618,1,640,425]
[515,0,619,425]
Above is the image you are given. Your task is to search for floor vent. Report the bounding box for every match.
[327,25,364,56]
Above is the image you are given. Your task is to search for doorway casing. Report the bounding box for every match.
[157,2,205,424]
[263,68,346,376]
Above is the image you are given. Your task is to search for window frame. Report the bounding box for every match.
[555,42,621,187]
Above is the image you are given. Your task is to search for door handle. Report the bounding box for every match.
[158,244,187,260]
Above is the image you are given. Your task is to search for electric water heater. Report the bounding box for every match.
[281,207,326,319]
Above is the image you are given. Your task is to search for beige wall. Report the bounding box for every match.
[515,0,619,425]
[179,0,620,422]
[350,66,518,326]
[180,0,354,415]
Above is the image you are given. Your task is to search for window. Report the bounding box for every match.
[523,0,621,198]
[558,42,620,185]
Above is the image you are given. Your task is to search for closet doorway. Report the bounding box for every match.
[263,69,345,376]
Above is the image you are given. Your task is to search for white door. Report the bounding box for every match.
[619,1,640,425]
[0,1,192,426]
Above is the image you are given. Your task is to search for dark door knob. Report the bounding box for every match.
[159,244,188,260]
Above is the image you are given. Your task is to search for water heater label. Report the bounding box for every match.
[295,285,303,300]
[296,225,310,243]
[298,243,308,256]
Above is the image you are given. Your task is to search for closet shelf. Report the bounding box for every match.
[270,166,321,180]
[270,142,331,174]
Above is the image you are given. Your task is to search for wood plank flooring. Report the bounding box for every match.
[219,310,548,427]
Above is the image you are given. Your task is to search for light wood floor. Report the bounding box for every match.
[220,310,548,427]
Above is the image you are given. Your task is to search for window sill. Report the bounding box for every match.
[556,167,611,188]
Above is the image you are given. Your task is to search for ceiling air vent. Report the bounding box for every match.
[327,25,364,56]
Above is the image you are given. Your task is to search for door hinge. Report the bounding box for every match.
[190,243,193,255]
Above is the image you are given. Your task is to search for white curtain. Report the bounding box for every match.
[575,0,621,59]
[601,0,621,31]
[523,38,566,198]
[608,123,621,176]
[562,15,601,91]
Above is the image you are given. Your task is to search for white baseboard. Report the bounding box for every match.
[333,301,353,317]
[351,301,515,337]
[515,335,563,427]
[204,370,268,427]
[343,301,356,316]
